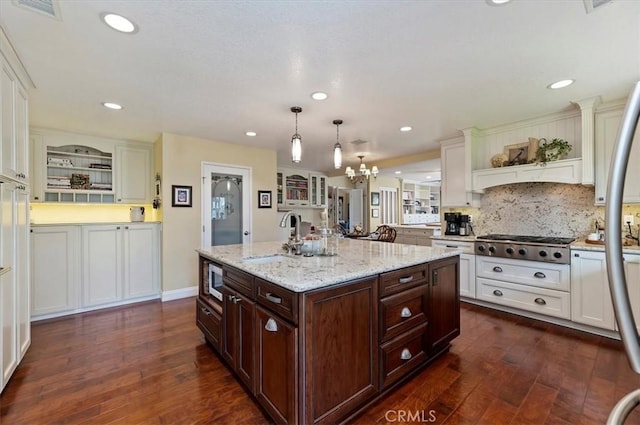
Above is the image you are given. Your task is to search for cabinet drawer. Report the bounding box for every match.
[380,323,428,389]
[256,278,299,325]
[380,264,427,297]
[223,266,255,299]
[431,239,475,254]
[476,256,570,291]
[196,298,222,351]
[476,278,571,320]
[380,285,428,342]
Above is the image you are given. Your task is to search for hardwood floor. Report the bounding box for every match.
[1,298,639,424]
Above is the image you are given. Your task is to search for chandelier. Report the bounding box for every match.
[346,155,379,180]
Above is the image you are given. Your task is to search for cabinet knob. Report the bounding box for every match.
[265,318,278,332]
[116,226,121,230]
[400,307,412,318]
[400,348,412,360]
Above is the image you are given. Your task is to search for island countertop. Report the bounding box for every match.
[197,239,461,292]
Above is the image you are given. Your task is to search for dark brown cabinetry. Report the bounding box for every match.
[302,277,379,425]
[428,256,460,353]
[196,254,460,425]
[221,278,256,393]
[196,256,222,352]
[255,305,298,425]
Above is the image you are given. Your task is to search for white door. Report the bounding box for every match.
[202,163,251,246]
[122,224,159,299]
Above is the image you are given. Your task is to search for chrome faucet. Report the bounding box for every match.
[279,211,303,254]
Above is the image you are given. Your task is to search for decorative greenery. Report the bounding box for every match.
[534,138,572,165]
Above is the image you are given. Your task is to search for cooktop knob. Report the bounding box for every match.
[506,247,514,255]
[488,246,496,253]
[553,252,563,259]
[518,248,527,256]
[539,250,548,257]
[478,245,486,252]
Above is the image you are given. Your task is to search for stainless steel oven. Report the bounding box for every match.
[208,263,223,302]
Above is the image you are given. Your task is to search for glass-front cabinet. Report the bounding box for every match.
[284,172,309,207]
[310,174,327,207]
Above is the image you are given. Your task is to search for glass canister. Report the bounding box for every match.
[317,227,338,256]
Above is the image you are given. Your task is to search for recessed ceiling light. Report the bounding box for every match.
[426,176,432,179]
[400,126,412,132]
[102,102,123,110]
[548,79,575,89]
[101,13,138,33]
[311,92,328,101]
[395,171,402,175]
[486,0,512,5]
[245,131,257,137]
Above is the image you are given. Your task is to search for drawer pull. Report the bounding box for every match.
[265,318,278,332]
[265,293,282,304]
[534,272,546,279]
[400,348,412,360]
[445,245,457,248]
[200,307,211,316]
[400,307,412,318]
[493,289,503,297]
[493,266,503,273]
[398,276,414,284]
[534,298,547,305]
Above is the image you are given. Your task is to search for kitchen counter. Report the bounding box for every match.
[31,221,162,225]
[570,239,640,253]
[431,235,476,242]
[197,238,461,292]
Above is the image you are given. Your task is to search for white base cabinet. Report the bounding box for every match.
[31,223,161,320]
[430,239,475,298]
[570,250,615,330]
[30,226,79,316]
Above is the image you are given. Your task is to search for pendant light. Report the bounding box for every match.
[333,119,343,169]
[290,106,302,163]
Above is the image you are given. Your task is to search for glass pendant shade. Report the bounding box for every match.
[334,143,342,169]
[291,134,302,163]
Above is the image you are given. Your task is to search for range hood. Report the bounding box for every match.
[472,158,583,191]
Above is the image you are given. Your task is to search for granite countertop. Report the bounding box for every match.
[197,239,461,293]
[31,221,162,225]
[393,224,442,229]
[570,239,640,253]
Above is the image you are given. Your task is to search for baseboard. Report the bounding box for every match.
[162,286,198,302]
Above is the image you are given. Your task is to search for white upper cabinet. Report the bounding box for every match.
[594,101,640,204]
[115,144,152,203]
[440,134,480,208]
[30,128,154,204]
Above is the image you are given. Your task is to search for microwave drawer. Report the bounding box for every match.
[476,277,571,320]
[476,256,570,291]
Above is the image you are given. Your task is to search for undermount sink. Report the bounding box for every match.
[242,254,287,265]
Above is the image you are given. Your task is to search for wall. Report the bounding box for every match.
[160,132,278,292]
[444,182,640,240]
[30,203,158,223]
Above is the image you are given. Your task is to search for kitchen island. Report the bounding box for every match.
[196,239,461,425]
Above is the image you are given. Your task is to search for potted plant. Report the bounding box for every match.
[534,138,572,165]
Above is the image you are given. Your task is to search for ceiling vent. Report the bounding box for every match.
[583,0,613,14]
[350,139,368,146]
[12,0,61,20]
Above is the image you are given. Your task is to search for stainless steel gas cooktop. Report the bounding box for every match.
[474,234,575,264]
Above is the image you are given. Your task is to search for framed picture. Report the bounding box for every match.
[371,191,380,206]
[172,185,192,207]
[372,208,379,218]
[503,142,535,165]
[258,190,272,208]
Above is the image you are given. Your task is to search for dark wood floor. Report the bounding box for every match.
[1,298,639,425]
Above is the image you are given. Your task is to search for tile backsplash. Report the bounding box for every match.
[445,182,640,239]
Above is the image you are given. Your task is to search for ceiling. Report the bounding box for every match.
[1,0,639,182]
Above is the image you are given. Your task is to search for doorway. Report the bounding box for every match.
[202,163,252,246]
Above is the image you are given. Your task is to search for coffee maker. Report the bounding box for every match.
[444,212,461,235]
[459,215,470,236]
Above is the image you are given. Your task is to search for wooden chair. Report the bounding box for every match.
[375,225,396,243]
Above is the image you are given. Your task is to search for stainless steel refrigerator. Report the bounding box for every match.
[606,80,640,424]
